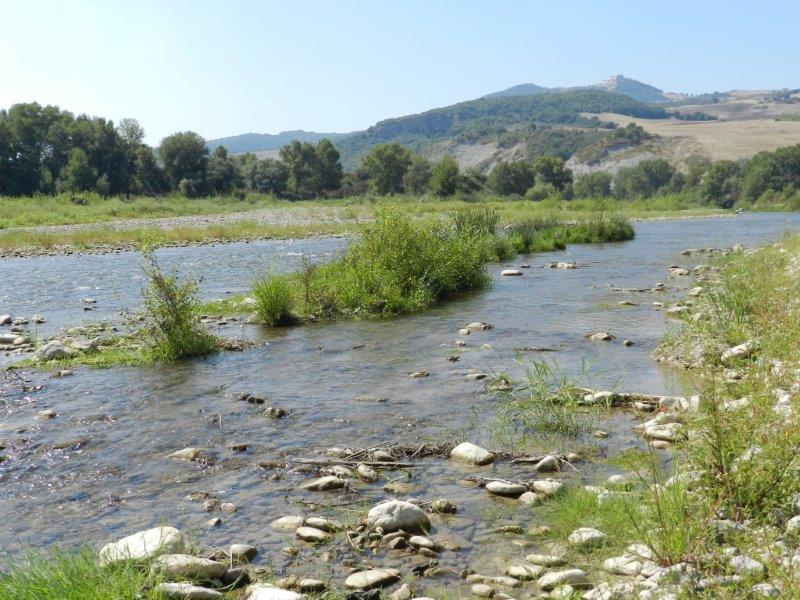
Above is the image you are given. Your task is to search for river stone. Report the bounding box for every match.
[270,516,304,531]
[466,321,491,331]
[601,555,642,576]
[36,340,71,361]
[0,315,11,325]
[155,583,223,600]
[408,535,436,549]
[533,455,559,472]
[328,465,353,478]
[0,333,17,343]
[299,475,345,491]
[298,579,326,592]
[170,447,202,461]
[388,583,413,600]
[729,555,765,578]
[750,583,780,597]
[230,543,258,562]
[568,527,607,548]
[99,526,184,565]
[531,479,563,496]
[296,526,331,543]
[450,442,495,465]
[367,499,430,532]
[344,568,400,590]
[305,517,342,532]
[518,491,542,507]
[501,269,522,276]
[506,563,545,579]
[470,583,495,597]
[537,569,590,590]
[246,585,305,600]
[588,331,614,341]
[485,481,525,497]
[721,341,753,363]
[643,421,685,442]
[524,553,566,567]
[356,463,379,481]
[152,554,227,580]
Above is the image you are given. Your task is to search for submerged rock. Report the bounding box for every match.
[299,475,345,491]
[170,447,203,461]
[485,481,526,497]
[501,269,523,277]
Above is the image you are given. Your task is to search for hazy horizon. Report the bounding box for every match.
[2,0,799,144]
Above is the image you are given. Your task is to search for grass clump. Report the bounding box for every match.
[142,251,221,360]
[250,207,491,323]
[0,548,155,600]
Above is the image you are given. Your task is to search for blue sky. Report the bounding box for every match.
[2,0,798,144]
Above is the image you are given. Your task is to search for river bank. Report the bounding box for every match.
[1,214,799,598]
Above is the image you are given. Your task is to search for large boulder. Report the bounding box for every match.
[367,499,430,532]
[99,526,184,565]
[36,340,72,361]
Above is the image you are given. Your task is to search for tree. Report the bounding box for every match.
[574,171,612,198]
[459,167,486,195]
[60,148,97,192]
[207,145,241,195]
[243,157,289,196]
[279,139,342,197]
[487,161,534,196]
[532,155,573,191]
[159,131,208,191]
[613,159,675,200]
[117,118,146,197]
[362,143,412,195]
[429,156,459,197]
[403,155,432,194]
[702,160,741,208]
[741,145,800,202]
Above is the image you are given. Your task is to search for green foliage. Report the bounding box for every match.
[279,138,343,198]
[403,155,432,193]
[486,161,534,196]
[252,275,297,326]
[574,171,612,198]
[701,159,741,208]
[429,156,460,197]
[564,213,635,243]
[740,144,800,202]
[141,250,220,360]
[240,155,289,195]
[532,155,573,190]
[362,143,413,195]
[452,206,500,237]
[60,148,97,192]
[613,159,676,200]
[158,131,209,190]
[525,182,559,202]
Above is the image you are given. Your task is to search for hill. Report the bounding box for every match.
[485,74,676,104]
[206,130,348,154]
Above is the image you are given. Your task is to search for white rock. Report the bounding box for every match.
[501,269,523,277]
[589,332,614,341]
[367,499,430,532]
[408,535,436,549]
[298,579,325,593]
[344,568,400,590]
[532,479,563,496]
[485,481,526,497]
[299,475,345,491]
[533,455,559,472]
[270,516,304,531]
[470,583,495,597]
[0,333,18,343]
[466,321,492,331]
[450,442,495,465]
[170,447,202,461]
[296,526,331,543]
[152,554,227,580]
[523,553,566,567]
[0,314,11,325]
[247,585,305,600]
[305,517,342,532]
[537,569,591,590]
[729,555,765,578]
[99,526,184,565]
[506,563,544,579]
[230,543,258,562]
[518,491,543,506]
[602,555,642,576]
[356,463,379,481]
[568,527,607,548]
[721,341,753,363]
[750,583,780,597]
[643,422,685,442]
[155,583,223,600]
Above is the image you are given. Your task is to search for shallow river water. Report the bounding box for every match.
[1,213,798,591]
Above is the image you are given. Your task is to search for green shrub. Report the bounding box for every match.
[566,213,634,243]
[142,251,219,360]
[252,274,297,326]
[452,206,500,237]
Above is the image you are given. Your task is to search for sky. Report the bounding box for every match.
[2,0,799,145]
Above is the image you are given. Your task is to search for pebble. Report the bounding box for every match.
[298,579,326,592]
[505,563,544,579]
[99,526,185,565]
[518,491,542,507]
[485,481,526,497]
[588,331,614,341]
[523,553,566,567]
[501,269,522,276]
[169,447,202,461]
[305,517,342,532]
[247,585,304,600]
[470,583,495,597]
[151,554,227,580]
[296,526,331,543]
[344,568,400,590]
[367,499,430,532]
[408,535,436,550]
[537,569,590,590]
[567,527,607,548]
[299,475,345,491]
[270,516,304,531]
[356,463,379,481]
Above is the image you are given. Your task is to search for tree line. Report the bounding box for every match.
[2,102,799,207]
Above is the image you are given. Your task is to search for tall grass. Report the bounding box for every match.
[142,251,220,360]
